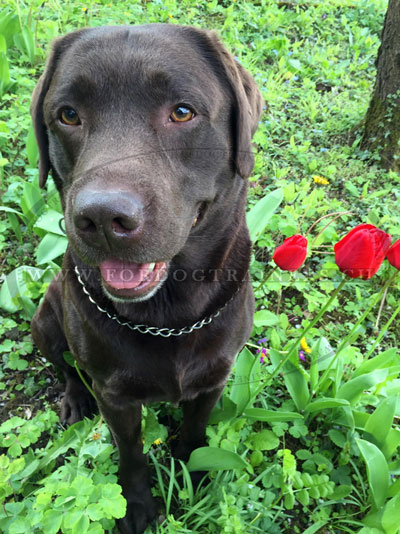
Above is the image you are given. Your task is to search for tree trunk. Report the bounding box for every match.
[361,0,400,171]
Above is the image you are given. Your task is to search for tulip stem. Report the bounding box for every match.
[254,265,278,292]
[314,271,398,395]
[365,297,400,360]
[308,211,353,248]
[374,284,389,331]
[267,278,347,383]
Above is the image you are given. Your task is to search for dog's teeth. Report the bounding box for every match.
[148,263,156,271]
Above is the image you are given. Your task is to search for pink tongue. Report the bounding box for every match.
[100,260,152,289]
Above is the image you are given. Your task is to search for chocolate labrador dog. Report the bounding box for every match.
[30,24,262,534]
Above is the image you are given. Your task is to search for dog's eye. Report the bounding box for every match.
[170,106,195,123]
[60,108,81,126]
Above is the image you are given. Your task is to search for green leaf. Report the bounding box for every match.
[244,408,303,422]
[0,265,43,314]
[353,348,400,378]
[253,310,279,327]
[383,428,400,459]
[34,209,65,236]
[230,348,258,415]
[356,438,389,509]
[246,188,283,242]
[305,397,350,413]
[35,233,68,264]
[100,484,126,519]
[43,509,63,534]
[142,406,167,454]
[302,522,329,534]
[364,397,396,448]
[270,349,309,410]
[187,447,248,472]
[336,369,389,404]
[0,51,10,98]
[382,494,400,534]
[9,517,31,534]
[20,181,45,224]
[249,429,279,451]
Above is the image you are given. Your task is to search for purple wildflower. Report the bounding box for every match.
[299,350,306,362]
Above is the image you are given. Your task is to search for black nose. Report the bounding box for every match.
[73,190,144,249]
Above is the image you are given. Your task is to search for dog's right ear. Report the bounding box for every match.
[31,30,88,188]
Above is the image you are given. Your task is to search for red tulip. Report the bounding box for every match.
[334,224,391,279]
[387,238,400,270]
[273,235,308,272]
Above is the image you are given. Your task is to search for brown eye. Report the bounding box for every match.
[170,106,195,123]
[60,108,81,126]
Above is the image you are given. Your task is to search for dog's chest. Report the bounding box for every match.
[66,315,221,405]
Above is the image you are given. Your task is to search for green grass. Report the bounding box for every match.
[1,0,400,533]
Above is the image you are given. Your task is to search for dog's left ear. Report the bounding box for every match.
[192,29,264,179]
[31,29,89,188]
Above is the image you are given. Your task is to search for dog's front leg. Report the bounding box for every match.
[173,385,225,462]
[95,397,156,534]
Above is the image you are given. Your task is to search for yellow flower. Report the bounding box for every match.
[313,175,329,185]
[300,337,311,354]
[168,14,173,18]
[92,432,101,440]
[153,438,162,446]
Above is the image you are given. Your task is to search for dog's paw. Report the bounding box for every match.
[60,380,97,425]
[117,495,157,534]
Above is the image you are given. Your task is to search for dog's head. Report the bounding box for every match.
[31,24,263,302]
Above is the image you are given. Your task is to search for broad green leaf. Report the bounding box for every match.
[382,494,400,534]
[9,517,31,534]
[246,188,283,242]
[0,12,19,46]
[142,406,167,454]
[383,428,400,459]
[100,484,126,518]
[187,447,247,472]
[43,509,63,534]
[305,397,350,413]
[34,209,66,236]
[36,233,68,264]
[7,212,22,243]
[244,408,303,422]
[356,438,389,509]
[314,337,336,371]
[230,348,258,415]
[20,181,45,224]
[253,309,279,327]
[250,429,279,451]
[365,397,396,448]
[336,369,389,404]
[270,349,309,410]
[353,348,399,378]
[0,50,10,97]
[209,395,237,424]
[0,265,43,313]
[36,417,99,474]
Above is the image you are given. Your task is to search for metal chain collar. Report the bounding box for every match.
[74,265,237,338]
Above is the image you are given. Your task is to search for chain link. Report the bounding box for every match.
[74,266,236,337]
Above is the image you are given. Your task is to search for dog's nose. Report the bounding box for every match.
[73,190,144,247]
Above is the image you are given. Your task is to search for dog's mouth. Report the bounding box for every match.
[100,259,168,300]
